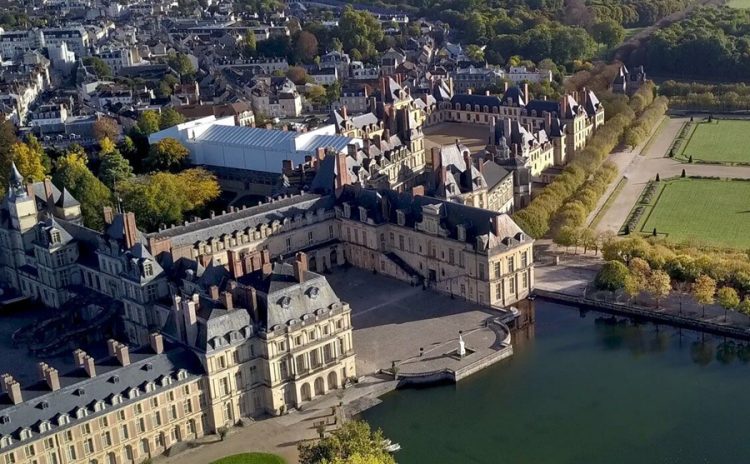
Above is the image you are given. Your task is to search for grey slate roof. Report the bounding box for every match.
[0,344,202,450]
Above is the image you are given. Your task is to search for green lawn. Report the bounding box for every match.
[210,453,286,464]
[682,120,750,163]
[640,179,750,248]
[728,0,750,8]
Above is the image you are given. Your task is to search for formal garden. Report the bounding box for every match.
[210,453,286,464]
[678,119,750,164]
[628,177,750,249]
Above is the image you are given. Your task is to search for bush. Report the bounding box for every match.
[595,260,630,290]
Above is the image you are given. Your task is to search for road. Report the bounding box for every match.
[591,116,750,234]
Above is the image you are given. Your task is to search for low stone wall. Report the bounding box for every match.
[535,290,750,340]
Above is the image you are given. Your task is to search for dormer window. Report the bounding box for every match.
[279,296,291,308]
[177,369,188,381]
[457,224,466,242]
[38,421,51,433]
[396,210,405,226]
[75,407,88,419]
[359,206,368,223]
[307,287,320,299]
[0,416,9,425]
[93,401,105,412]
[0,436,12,448]
[110,394,122,405]
[50,230,61,244]
[57,414,70,426]
[144,382,155,392]
[19,428,32,440]
[143,262,153,277]
[343,203,351,218]
[36,401,49,410]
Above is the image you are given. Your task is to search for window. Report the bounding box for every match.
[68,446,77,461]
[449,249,455,265]
[117,411,125,421]
[170,405,178,420]
[183,385,190,395]
[510,277,516,294]
[494,261,501,278]
[137,418,146,433]
[102,431,112,447]
[81,423,91,435]
[44,438,53,450]
[496,282,503,300]
[83,439,94,455]
[50,230,61,244]
[3,453,15,464]
[398,235,404,251]
[120,425,129,440]
[65,431,73,442]
[478,263,485,280]
[308,231,314,245]
[154,411,162,427]
[521,251,528,268]
[285,237,291,252]
[218,356,226,369]
[184,399,193,414]
[144,262,153,276]
[220,377,230,396]
[522,272,528,289]
[151,397,159,408]
[507,256,515,273]
[328,225,334,239]
[134,403,143,415]
[99,416,109,428]
[24,445,35,458]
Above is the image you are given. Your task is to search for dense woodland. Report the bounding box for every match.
[646,7,750,78]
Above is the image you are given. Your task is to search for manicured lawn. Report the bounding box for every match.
[640,179,750,248]
[729,0,750,8]
[682,120,750,163]
[210,453,287,464]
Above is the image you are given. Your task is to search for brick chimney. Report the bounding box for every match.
[545,111,552,133]
[115,344,130,367]
[261,249,273,277]
[83,356,96,378]
[209,285,220,300]
[341,105,348,120]
[491,215,502,237]
[73,349,87,367]
[220,291,233,310]
[523,83,529,103]
[1,374,22,405]
[43,178,54,212]
[107,339,118,357]
[103,206,114,225]
[560,94,568,118]
[282,159,293,173]
[149,333,164,354]
[293,252,308,283]
[335,151,350,194]
[38,363,60,391]
[123,212,138,249]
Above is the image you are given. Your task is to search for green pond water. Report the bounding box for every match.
[362,300,750,464]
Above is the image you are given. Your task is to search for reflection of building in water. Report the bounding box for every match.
[510,299,535,349]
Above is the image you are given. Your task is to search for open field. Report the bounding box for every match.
[210,454,286,464]
[728,0,750,8]
[640,178,750,248]
[682,120,750,163]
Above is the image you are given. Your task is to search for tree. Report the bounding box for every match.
[0,114,18,187]
[326,80,342,105]
[92,117,120,141]
[591,20,624,48]
[693,275,717,318]
[306,85,327,105]
[595,261,629,291]
[119,169,219,231]
[338,7,384,62]
[82,57,113,79]
[137,111,161,136]
[624,273,641,303]
[298,421,395,464]
[159,108,186,130]
[98,148,133,190]
[146,137,190,172]
[52,151,112,230]
[717,286,739,322]
[244,31,257,56]
[465,44,485,62]
[293,30,319,63]
[738,297,750,316]
[648,269,672,309]
[286,66,309,85]
[166,53,195,81]
[9,141,47,182]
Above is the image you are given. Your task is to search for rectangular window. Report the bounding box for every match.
[449,249,455,265]
[120,425,129,440]
[68,446,77,461]
[521,251,528,268]
[24,445,35,458]
[478,263,485,280]
[398,235,404,251]
[496,282,503,300]
[83,438,94,455]
[329,225,334,239]
[510,277,516,294]
[507,256,515,273]
[522,272,528,289]
[308,231,314,245]
[285,237,291,251]
[184,399,193,414]
[494,261,501,278]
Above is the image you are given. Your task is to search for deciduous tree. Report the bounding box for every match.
[298,421,395,464]
[595,260,629,291]
[717,286,739,322]
[648,269,671,309]
[52,151,112,230]
[693,275,716,318]
[146,137,190,172]
[92,117,120,141]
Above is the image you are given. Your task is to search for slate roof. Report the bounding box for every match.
[148,194,336,247]
[0,344,202,450]
[451,94,503,110]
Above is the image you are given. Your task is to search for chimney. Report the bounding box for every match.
[335,151,350,194]
[504,81,508,92]
[491,215,502,237]
[220,291,233,310]
[561,94,568,118]
[1,374,22,405]
[245,286,258,322]
[45,367,60,391]
[341,105,347,120]
[523,83,529,103]
[363,137,371,154]
[107,339,118,357]
[43,178,54,211]
[316,146,326,160]
[412,185,425,196]
[347,143,357,158]
[463,150,472,175]
[73,349,87,367]
[115,344,130,367]
[25,183,34,199]
[209,285,220,300]
[123,212,138,250]
[431,146,441,173]
[83,356,96,378]
[103,206,114,225]
[149,333,164,354]
[485,90,491,96]
[478,158,484,175]
[293,252,308,283]
[545,111,552,132]
[282,159,293,173]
